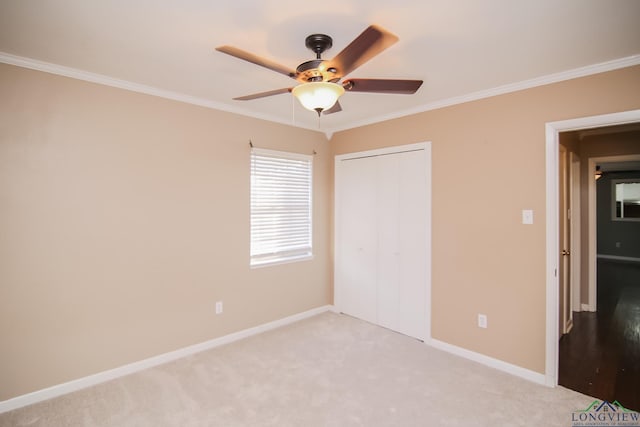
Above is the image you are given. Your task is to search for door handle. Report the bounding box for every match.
[562,250,570,256]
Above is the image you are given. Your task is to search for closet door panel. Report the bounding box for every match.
[397,150,428,340]
[376,154,401,332]
[335,157,378,324]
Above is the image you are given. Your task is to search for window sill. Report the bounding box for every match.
[250,254,314,269]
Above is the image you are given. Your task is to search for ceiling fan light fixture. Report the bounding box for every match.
[218,26,421,114]
[292,82,344,115]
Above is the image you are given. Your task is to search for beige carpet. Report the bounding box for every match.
[1,312,592,426]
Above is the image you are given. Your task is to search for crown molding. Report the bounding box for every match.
[0,52,322,134]
[328,54,640,134]
[2,52,639,135]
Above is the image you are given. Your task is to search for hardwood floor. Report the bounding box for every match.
[558,259,640,411]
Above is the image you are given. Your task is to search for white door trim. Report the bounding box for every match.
[544,109,640,387]
[570,152,582,314]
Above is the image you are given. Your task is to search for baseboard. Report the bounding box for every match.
[565,318,574,334]
[0,305,333,414]
[428,338,547,386]
[597,254,640,264]
[581,303,595,312]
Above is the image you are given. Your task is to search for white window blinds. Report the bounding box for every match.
[250,148,313,267]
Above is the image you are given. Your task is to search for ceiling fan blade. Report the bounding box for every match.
[344,79,423,94]
[216,46,296,78]
[322,101,342,115]
[233,88,293,101]
[326,25,399,78]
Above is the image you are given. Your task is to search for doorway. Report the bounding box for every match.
[546,110,640,408]
[558,152,640,410]
[544,109,640,387]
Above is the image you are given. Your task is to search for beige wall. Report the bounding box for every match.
[2,60,640,401]
[0,63,331,400]
[330,65,640,374]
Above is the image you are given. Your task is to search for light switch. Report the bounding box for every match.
[522,209,533,225]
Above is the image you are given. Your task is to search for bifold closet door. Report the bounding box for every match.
[335,155,378,325]
[377,150,427,339]
[335,146,429,341]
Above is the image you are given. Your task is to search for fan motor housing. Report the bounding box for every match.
[295,34,339,82]
[296,59,331,82]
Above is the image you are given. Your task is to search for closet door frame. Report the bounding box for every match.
[334,141,432,342]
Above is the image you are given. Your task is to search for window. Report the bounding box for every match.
[613,179,640,221]
[250,148,313,267]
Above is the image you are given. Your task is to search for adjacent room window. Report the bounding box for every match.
[613,179,640,221]
[250,148,313,267]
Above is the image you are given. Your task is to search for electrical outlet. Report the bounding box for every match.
[215,301,223,315]
[478,314,487,329]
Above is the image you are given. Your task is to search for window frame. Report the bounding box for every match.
[250,147,313,267]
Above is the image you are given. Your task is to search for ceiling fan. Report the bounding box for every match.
[216,25,423,116]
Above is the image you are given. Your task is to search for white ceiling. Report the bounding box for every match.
[1,0,639,135]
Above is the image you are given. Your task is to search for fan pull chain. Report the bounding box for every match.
[291,95,296,125]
